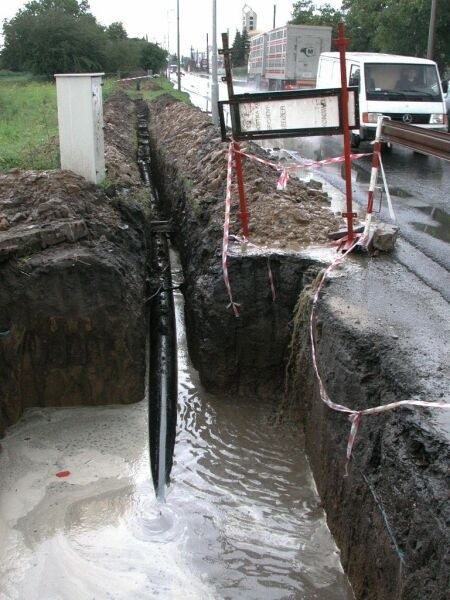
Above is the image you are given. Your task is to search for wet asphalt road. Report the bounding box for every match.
[273,134,450,302]
[177,72,449,302]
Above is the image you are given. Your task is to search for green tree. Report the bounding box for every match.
[106,22,127,41]
[341,0,387,52]
[231,30,243,66]
[342,0,450,73]
[1,0,106,76]
[15,0,90,17]
[290,0,344,36]
[231,29,249,67]
[140,41,167,73]
[0,0,172,77]
[290,0,315,23]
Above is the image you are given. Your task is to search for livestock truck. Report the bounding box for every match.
[247,24,332,91]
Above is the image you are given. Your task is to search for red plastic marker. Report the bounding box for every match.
[55,470,71,478]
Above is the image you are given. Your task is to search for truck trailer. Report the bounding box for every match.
[248,24,332,91]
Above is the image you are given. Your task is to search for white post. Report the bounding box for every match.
[55,73,105,184]
[211,0,219,125]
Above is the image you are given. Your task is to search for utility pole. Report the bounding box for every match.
[211,0,219,125]
[166,10,171,78]
[426,0,437,59]
[177,0,181,91]
[273,4,276,29]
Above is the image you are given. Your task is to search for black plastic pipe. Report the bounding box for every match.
[136,100,178,501]
[148,232,178,501]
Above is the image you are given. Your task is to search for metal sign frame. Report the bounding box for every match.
[218,87,359,142]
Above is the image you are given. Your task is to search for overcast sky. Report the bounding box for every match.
[0,1,342,55]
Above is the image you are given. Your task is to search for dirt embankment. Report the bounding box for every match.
[286,267,449,600]
[0,91,150,436]
[147,93,339,398]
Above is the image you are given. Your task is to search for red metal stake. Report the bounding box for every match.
[221,32,250,238]
[233,142,249,238]
[334,23,356,247]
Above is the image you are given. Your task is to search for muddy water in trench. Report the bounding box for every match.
[0,281,353,599]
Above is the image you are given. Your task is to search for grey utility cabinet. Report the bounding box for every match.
[55,73,105,184]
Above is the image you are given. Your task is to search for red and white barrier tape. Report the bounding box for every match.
[117,75,151,82]
[222,143,240,317]
[309,242,450,475]
[235,148,371,191]
[378,152,396,221]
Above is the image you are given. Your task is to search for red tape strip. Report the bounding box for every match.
[235,148,372,191]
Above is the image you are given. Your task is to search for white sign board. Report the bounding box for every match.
[218,87,360,141]
[238,92,357,133]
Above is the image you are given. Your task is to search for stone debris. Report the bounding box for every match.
[370,223,400,252]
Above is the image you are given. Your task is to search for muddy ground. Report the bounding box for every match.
[145,93,340,250]
[0,86,448,599]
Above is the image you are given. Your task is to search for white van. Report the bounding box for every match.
[316,52,448,146]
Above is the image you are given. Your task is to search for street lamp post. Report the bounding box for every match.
[177,0,181,91]
[211,0,219,125]
[426,0,437,59]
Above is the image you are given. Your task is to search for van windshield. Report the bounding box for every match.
[364,63,442,101]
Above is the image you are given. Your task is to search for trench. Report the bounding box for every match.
[0,271,353,599]
[0,101,354,598]
[137,103,177,501]
[142,93,450,600]
[1,93,447,599]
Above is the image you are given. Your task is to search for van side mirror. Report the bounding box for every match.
[442,80,448,93]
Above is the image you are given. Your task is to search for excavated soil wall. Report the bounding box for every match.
[287,284,449,600]
[0,92,151,436]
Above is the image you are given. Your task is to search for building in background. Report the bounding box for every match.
[242,4,257,32]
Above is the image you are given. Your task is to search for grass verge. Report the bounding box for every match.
[0,73,191,173]
[0,72,59,171]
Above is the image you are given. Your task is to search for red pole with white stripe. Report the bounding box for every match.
[363,115,384,240]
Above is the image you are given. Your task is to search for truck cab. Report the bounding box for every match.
[316,52,447,147]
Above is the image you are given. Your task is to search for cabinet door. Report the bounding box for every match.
[91,77,105,182]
